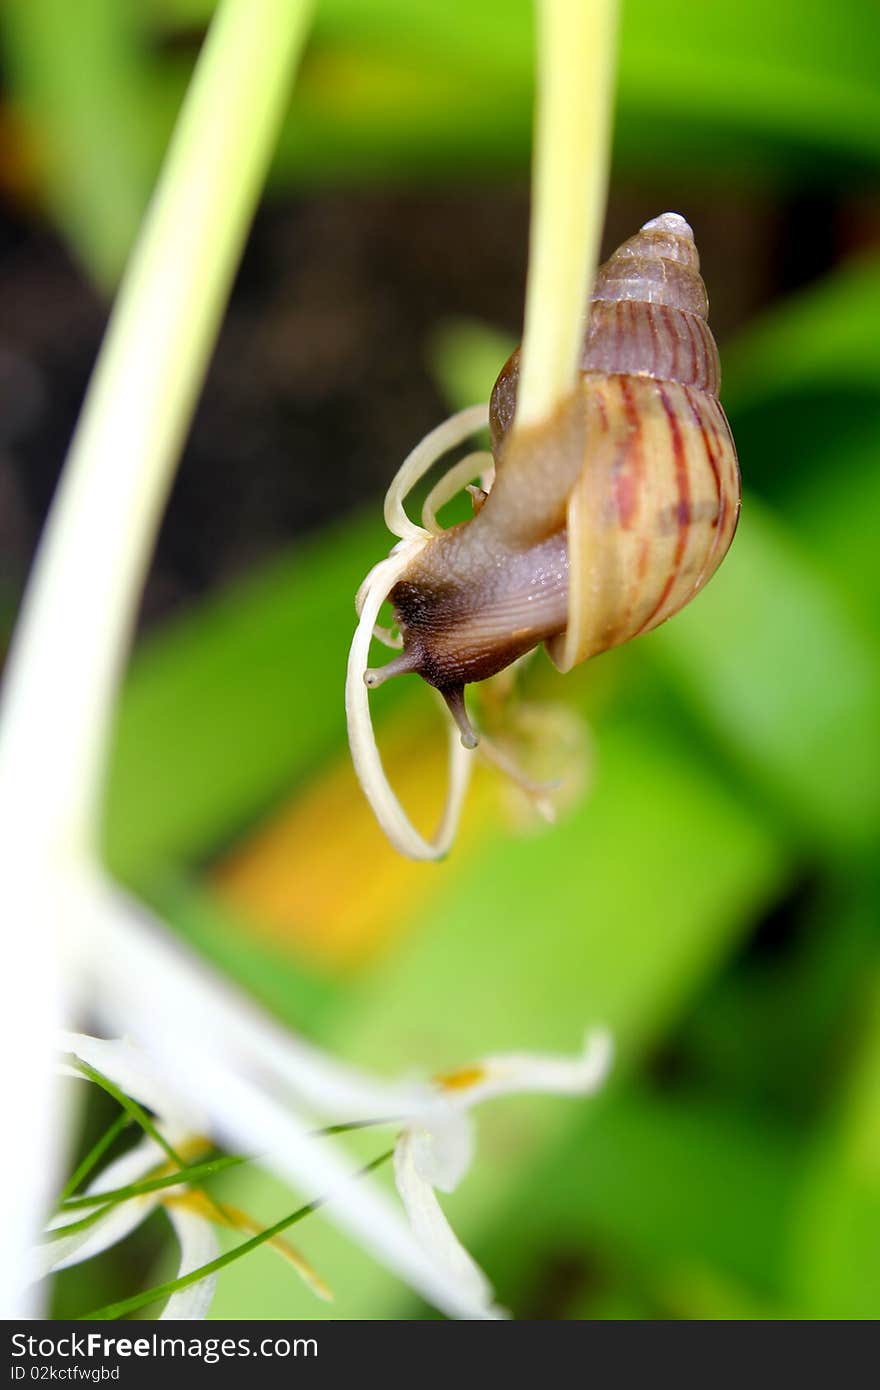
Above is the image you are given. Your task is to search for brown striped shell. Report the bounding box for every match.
[383,214,740,743]
[489,212,740,672]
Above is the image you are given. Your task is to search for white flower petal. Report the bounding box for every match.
[442,1028,614,1109]
[393,1131,503,1319]
[59,1032,198,1129]
[31,1195,160,1283]
[86,876,432,1124]
[0,863,66,1316]
[410,1108,474,1193]
[161,1206,219,1320]
[30,1133,169,1281]
[112,1026,501,1321]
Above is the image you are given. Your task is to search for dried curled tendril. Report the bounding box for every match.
[345,404,561,861]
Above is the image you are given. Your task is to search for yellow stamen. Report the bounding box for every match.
[164,1190,333,1301]
[434,1065,487,1092]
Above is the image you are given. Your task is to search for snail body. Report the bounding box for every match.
[384,213,740,733]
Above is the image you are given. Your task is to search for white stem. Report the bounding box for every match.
[0,0,312,1321]
[0,0,314,857]
[516,0,618,428]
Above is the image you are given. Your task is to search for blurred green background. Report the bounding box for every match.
[1,0,879,1319]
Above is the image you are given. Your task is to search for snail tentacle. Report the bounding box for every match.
[364,648,421,687]
[440,685,479,749]
[346,543,474,861]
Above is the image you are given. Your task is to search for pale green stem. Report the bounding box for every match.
[0,0,313,859]
[516,0,618,429]
[0,0,312,1316]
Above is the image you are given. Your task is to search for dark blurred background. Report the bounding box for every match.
[1,184,873,626]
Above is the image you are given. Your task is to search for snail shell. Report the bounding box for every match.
[487,212,740,672]
[386,213,740,726]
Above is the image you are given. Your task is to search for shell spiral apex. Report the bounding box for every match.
[578,210,718,394]
[640,211,694,237]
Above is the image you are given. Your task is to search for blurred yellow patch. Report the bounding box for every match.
[434,1065,486,1092]
[211,713,491,971]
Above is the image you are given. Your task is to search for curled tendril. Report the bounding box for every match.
[346,405,489,861]
[382,403,490,542]
[421,450,494,534]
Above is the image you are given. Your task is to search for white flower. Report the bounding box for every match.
[39,1003,611,1321]
[36,1032,333,1319]
[80,874,614,1320]
[33,1035,220,1320]
[392,1030,613,1317]
[78,874,507,1320]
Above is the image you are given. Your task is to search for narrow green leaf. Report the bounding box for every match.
[60,1112,133,1201]
[45,1202,126,1244]
[65,1057,186,1170]
[48,1156,246,1245]
[58,1152,247,1212]
[66,1057,243,1235]
[2,0,159,285]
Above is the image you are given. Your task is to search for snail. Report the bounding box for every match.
[347,213,741,859]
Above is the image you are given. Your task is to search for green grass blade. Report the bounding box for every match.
[65,1057,186,1170]
[58,1153,247,1212]
[60,1111,133,1201]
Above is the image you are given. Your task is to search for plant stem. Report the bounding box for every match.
[57,1153,246,1214]
[0,0,314,860]
[59,1110,132,1201]
[0,0,312,1320]
[516,0,618,429]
